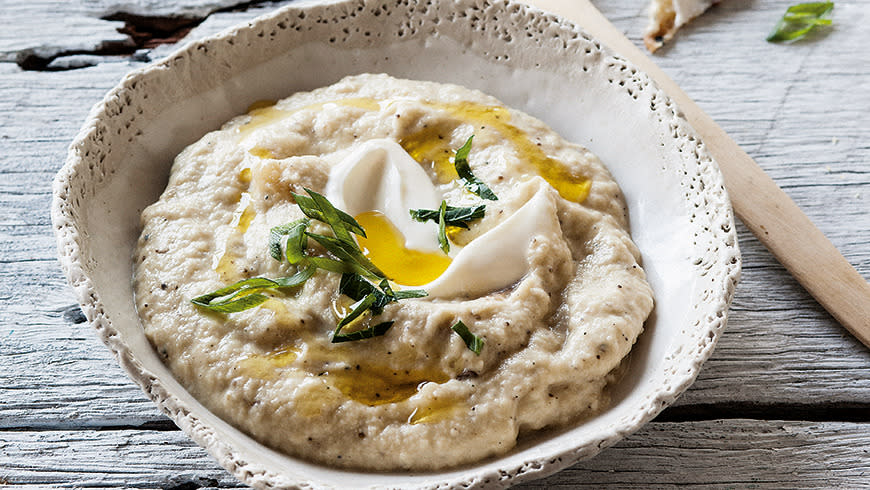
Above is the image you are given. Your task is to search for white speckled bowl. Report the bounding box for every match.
[52,0,740,487]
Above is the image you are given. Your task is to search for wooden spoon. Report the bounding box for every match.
[524,0,870,348]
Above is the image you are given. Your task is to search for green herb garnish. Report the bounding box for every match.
[339,274,391,313]
[269,218,310,264]
[412,201,487,256]
[767,2,833,42]
[437,200,450,254]
[193,189,427,344]
[453,136,498,201]
[410,204,486,228]
[407,137,495,254]
[332,321,395,343]
[291,188,384,280]
[305,231,384,281]
[338,274,426,315]
[191,267,315,313]
[335,292,379,330]
[292,191,366,238]
[451,320,484,355]
[389,285,428,300]
[332,274,426,342]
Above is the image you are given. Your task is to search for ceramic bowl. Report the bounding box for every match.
[52,0,740,487]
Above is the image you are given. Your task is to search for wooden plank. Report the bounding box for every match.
[0,0,866,486]
[596,0,870,402]
[1,420,868,487]
[0,2,129,63]
[0,62,182,426]
[0,430,245,488]
[1,0,869,429]
[530,0,870,347]
[3,226,869,428]
[0,1,273,65]
[535,419,870,488]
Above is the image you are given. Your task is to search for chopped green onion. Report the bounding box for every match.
[269,218,310,264]
[393,289,428,300]
[437,200,449,254]
[305,256,355,274]
[192,269,313,313]
[451,320,484,355]
[335,293,378,330]
[193,290,269,313]
[331,273,427,341]
[272,265,316,288]
[410,204,486,229]
[453,136,498,201]
[305,232,384,280]
[339,272,378,301]
[767,2,834,42]
[332,321,394,343]
[194,188,428,344]
[292,189,365,239]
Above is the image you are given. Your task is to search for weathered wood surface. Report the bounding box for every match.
[0,0,261,63]
[3,420,869,488]
[1,0,869,487]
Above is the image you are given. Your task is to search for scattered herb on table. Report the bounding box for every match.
[767,2,834,43]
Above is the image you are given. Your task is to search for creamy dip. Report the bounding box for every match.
[134,74,654,470]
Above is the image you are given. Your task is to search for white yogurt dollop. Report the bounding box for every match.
[325,139,564,299]
[423,182,560,298]
[325,138,442,253]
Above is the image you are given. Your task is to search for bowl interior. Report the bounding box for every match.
[56,0,739,487]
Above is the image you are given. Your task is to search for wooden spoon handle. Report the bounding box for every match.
[524,0,870,348]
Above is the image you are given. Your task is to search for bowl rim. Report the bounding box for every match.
[51,0,741,487]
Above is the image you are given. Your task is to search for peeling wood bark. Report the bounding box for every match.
[0,1,293,70]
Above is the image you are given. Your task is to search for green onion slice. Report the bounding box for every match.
[767,2,834,42]
[410,204,486,229]
[451,320,485,355]
[437,200,449,254]
[453,136,498,201]
[192,267,314,313]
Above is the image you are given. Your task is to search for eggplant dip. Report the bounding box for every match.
[134,74,654,470]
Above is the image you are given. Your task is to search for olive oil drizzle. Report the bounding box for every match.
[354,211,451,286]
[214,189,256,282]
[327,364,451,406]
[401,101,591,203]
[241,340,452,407]
[239,345,300,379]
[399,122,460,183]
[237,97,381,140]
[221,95,590,416]
[240,97,589,201]
[409,396,465,425]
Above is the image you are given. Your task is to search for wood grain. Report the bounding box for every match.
[1,420,869,488]
[1,0,869,487]
[526,0,870,348]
